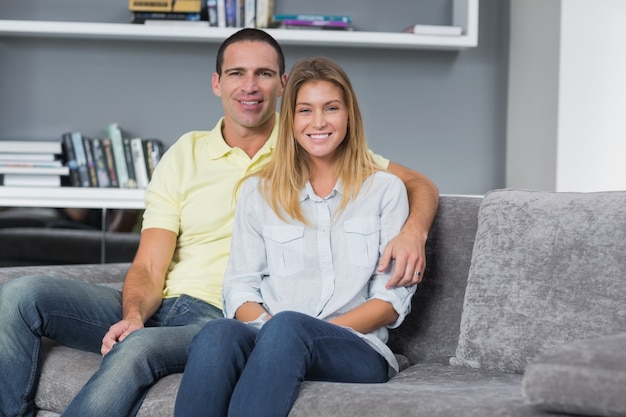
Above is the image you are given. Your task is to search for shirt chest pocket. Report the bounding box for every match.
[344,217,381,268]
[263,225,305,276]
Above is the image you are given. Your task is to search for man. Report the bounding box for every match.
[0,28,438,417]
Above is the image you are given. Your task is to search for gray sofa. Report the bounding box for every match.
[1,189,625,417]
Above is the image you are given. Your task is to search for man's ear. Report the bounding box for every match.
[278,73,288,97]
[211,72,221,96]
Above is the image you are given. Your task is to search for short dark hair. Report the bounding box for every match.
[216,28,285,77]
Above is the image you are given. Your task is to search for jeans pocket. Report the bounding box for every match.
[263,225,305,276]
[344,216,381,268]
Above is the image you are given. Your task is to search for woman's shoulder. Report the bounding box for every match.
[371,170,404,187]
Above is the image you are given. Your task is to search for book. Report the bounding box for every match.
[0,162,69,176]
[70,131,92,187]
[244,0,255,28]
[106,123,130,188]
[0,139,62,154]
[82,135,99,187]
[272,14,352,23]
[255,0,274,28]
[279,19,350,29]
[129,0,202,13]
[0,153,56,162]
[216,0,226,27]
[142,138,165,180]
[131,12,202,23]
[404,24,463,36]
[91,137,111,187]
[130,138,150,188]
[225,0,237,27]
[123,138,138,189]
[207,0,218,26]
[61,132,81,187]
[2,173,62,187]
[102,138,119,188]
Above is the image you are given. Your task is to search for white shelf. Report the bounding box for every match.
[0,186,145,209]
[0,0,478,50]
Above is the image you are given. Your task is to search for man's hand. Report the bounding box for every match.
[378,228,426,289]
[101,318,144,356]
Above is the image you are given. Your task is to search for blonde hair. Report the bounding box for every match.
[242,57,380,224]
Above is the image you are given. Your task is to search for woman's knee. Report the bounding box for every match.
[191,319,254,350]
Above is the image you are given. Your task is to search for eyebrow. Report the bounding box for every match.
[224,66,278,75]
[296,99,343,106]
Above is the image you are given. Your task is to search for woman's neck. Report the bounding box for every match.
[309,162,337,198]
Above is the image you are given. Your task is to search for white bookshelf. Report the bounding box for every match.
[0,0,478,50]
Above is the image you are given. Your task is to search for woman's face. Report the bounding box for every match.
[293,80,348,165]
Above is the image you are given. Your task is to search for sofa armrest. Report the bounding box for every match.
[522,333,626,416]
[0,262,130,286]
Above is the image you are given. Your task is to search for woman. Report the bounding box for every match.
[174,57,416,417]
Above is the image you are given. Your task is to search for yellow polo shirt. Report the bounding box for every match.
[142,115,389,309]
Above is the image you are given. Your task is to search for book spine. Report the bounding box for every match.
[281,19,350,28]
[132,12,202,22]
[2,173,62,187]
[272,14,352,23]
[91,138,111,187]
[244,0,255,27]
[70,131,91,187]
[216,0,226,27]
[123,137,138,189]
[130,138,150,188]
[102,138,119,188]
[82,136,99,187]
[225,0,237,27]
[207,0,218,26]
[107,123,130,188]
[255,0,273,28]
[142,140,155,180]
[62,132,81,187]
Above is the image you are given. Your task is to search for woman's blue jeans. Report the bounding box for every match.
[0,275,222,417]
[174,311,389,417]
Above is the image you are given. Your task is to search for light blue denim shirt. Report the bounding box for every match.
[223,171,415,375]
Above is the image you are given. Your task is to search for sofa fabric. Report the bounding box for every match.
[522,333,626,416]
[452,189,626,373]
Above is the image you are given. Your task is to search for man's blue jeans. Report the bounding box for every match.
[174,311,389,417]
[0,275,222,417]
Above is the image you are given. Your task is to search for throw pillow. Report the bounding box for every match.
[450,189,626,373]
[522,333,626,416]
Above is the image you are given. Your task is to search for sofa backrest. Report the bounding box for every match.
[451,189,626,374]
[388,194,482,365]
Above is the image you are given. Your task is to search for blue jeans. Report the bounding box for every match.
[174,311,389,417]
[0,275,222,417]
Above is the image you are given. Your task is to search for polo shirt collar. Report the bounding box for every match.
[206,114,279,160]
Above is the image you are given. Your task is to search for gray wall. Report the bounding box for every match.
[0,0,509,195]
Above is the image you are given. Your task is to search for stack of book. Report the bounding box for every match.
[0,139,68,187]
[62,124,165,189]
[130,0,207,26]
[271,14,352,31]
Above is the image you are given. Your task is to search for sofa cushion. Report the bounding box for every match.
[451,189,626,373]
[522,333,626,416]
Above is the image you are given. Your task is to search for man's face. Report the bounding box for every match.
[212,40,286,132]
